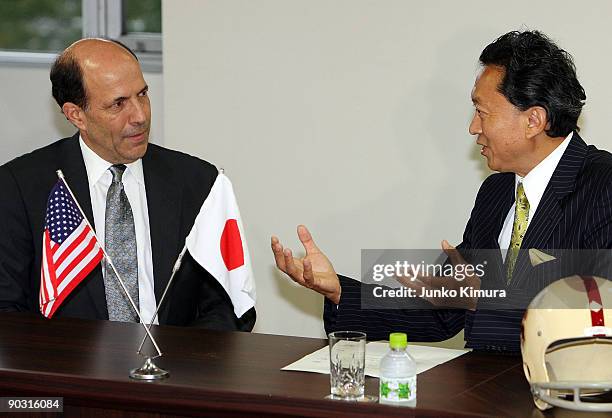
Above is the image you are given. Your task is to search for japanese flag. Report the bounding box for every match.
[185,171,256,317]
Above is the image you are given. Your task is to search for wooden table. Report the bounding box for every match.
[0,313,607,417]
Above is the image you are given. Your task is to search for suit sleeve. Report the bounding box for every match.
[324,275,465,341]
[584,173,612,249]
[195,271,256,331]
[0,165,35,312]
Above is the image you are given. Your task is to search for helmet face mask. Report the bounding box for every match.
[532,339,612,411]
[521,276,612,411]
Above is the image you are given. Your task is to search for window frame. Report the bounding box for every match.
[0,0,162,72]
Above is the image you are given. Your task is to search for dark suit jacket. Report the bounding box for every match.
[0,133,255,331]
[324,133,612,352]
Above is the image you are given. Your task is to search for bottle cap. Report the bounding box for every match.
[389,332,407,349]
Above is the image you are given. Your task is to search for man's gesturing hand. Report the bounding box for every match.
[397,240,481,310]
[271,225,341,304]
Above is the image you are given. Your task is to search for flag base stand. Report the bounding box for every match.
[129,357,169,380]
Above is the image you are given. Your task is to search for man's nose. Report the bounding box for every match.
[129,98,147,125]
[468,112,481,136]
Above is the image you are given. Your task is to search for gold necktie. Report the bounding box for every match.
[506,183,529,283]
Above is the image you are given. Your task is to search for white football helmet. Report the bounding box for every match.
[521,275,612,411]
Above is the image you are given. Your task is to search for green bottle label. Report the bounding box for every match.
[379,376,416,402]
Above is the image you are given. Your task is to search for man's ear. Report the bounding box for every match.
[525,106,547,139]
[61,102,87,131]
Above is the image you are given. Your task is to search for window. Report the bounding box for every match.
[0,0,161,71]
[124,0,161,34]
[0,0,82,53]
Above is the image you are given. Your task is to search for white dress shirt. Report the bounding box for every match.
[79,137,158,324]
[498,132,573,260]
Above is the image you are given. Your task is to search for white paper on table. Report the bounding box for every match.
[281,342,470,378]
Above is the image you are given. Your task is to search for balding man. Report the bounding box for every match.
[0,39,255,331]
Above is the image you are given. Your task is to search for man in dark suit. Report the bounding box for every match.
[0,38,255,331]
[271,30,612,352]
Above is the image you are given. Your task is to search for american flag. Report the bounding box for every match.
[39,178,103,318]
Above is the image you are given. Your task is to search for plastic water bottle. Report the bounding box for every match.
[379,332,416,406]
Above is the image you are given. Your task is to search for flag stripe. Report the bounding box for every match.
[41,231,56,302]
[53,221,87,264]
[56,227,96,279]
[47,249,103,318]
[57,237,101,293]
[50,240,58,256]
[43,296,55,317]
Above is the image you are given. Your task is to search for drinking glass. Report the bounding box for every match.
[328,331,366,399]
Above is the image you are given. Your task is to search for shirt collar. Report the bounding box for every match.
[515,132,573,210]
[79,135,145,186]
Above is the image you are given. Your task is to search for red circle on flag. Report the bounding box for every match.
[220,219,244,271]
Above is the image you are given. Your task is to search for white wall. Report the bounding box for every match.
[4,1,610,343]
[0,65,163,165]
[163,0,612,341]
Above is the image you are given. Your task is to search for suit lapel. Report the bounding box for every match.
[511,133,588,283]
[476,174,515,249]
[487,176,514,285]
[57,134,108,318]
[142,145,182,323]
[462,175,514,289]
[493,183,515,250]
